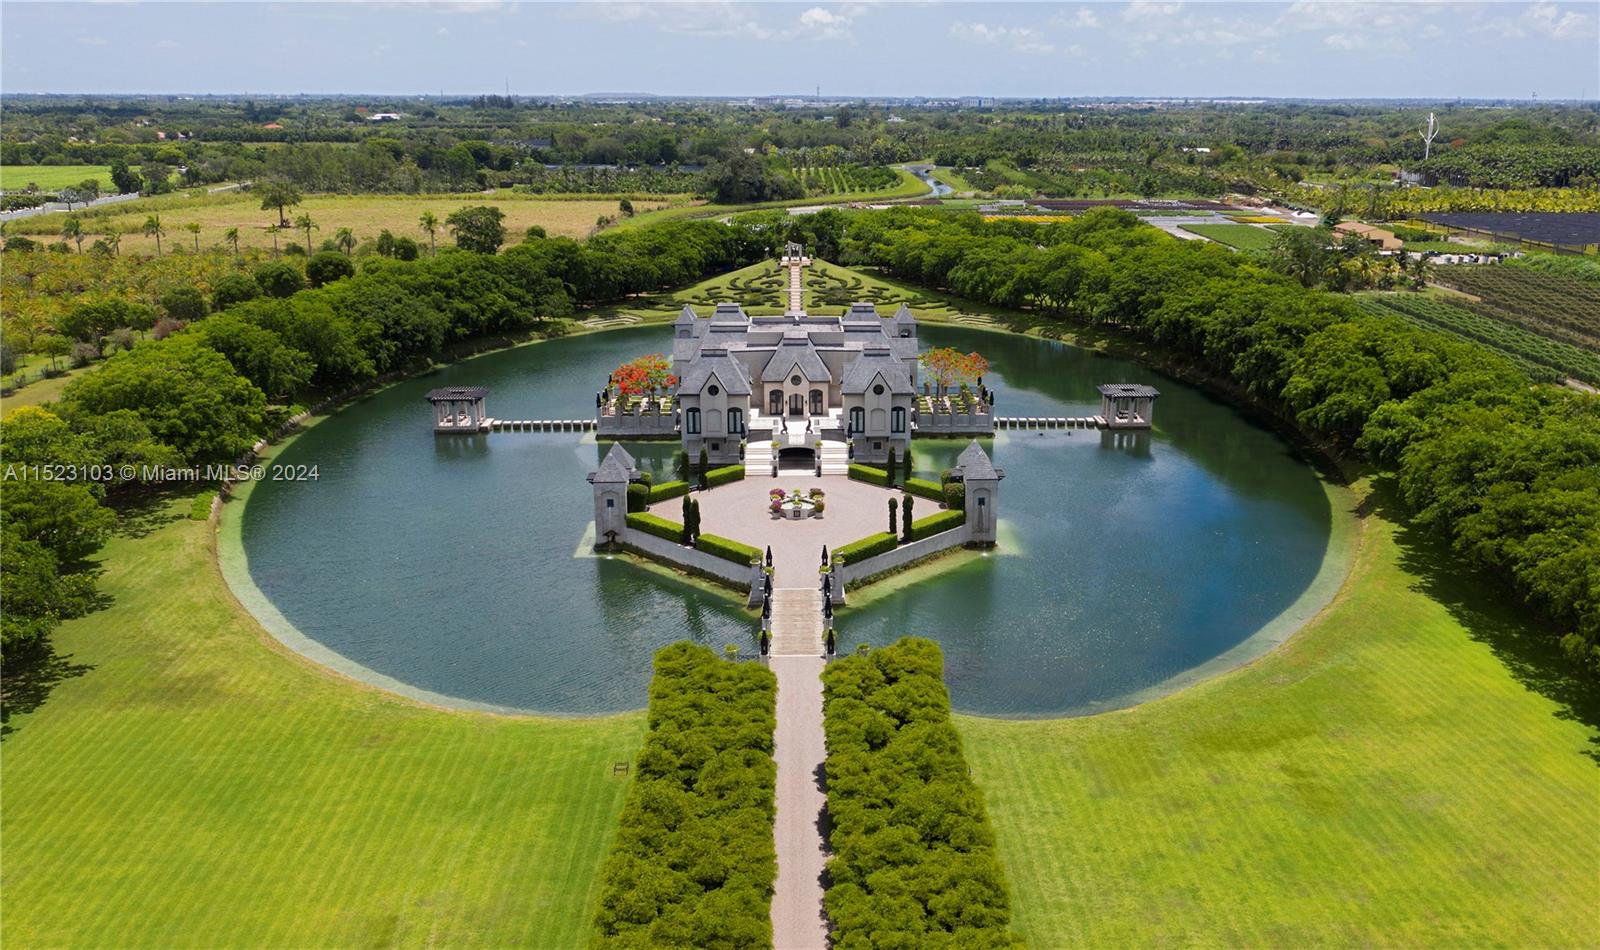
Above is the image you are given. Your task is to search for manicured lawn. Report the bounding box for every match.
[10,192,679,255]
[1180,222,1280,251]
[1,491,644,946]
[1,365,85,410]
[0,164,114,191]
[958,479,1599,948]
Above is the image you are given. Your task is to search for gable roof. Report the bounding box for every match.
[840,349,912,394]
[675,305,697,326]
[761,338,831,382]
[679,347,752,395]
[1096,383,1160,399]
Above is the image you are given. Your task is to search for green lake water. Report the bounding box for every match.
[240,325,1335,715]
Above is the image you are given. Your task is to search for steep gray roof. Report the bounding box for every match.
[679,348,752,395]
[588,444,639,484]
[891,303,917,324]
[710,303,749,324]
[842,302,881,325]
[761,338,832,382]
[953,441,1003,481]
[675,305,697,326]
[1096,383,1161,398]
[839,350,913,394]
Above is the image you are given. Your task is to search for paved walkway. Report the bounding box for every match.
[770,655,829,949]
[770,588,824,656]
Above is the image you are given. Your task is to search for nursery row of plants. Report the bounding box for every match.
[591,643,777,948]
[1359,294,1600,385]
[821,638,1023,948]
[1429,266,1600,349]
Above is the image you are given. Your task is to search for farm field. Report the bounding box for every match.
[1420,211,1600,248]
[1180,222,1278,251]
[7,192,678,255]
[932,165,985,195]
[960,479,1599,948]
[1429,265,1600,351]
[790,162,904,197]
[1359,294,1600,384]
[0,477,644,947]
[0,164,114,191]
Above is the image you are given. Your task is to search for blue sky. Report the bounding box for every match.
[3,2,1597,99]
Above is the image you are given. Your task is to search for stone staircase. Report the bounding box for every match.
[769,588,824,656]
[745,439,774,477]
[818,440,848,475]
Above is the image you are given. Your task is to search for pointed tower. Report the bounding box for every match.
[952,441,1003,545]
[587,444,639,546]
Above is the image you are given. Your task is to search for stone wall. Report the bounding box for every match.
[834,521,972,587]
[622,528,764,605]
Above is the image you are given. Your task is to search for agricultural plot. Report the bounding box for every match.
[1180,223,1279,251]
[0,164,114,191]
[1430,266,1600,351]
[1420,212,1600,248]
[791,163,901,197]
[1360,294,1600,384]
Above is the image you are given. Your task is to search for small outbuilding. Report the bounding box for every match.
[1097,383,1159,429]
[426,387,490,433]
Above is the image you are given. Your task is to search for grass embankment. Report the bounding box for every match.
[0,164,114,191]
[1180,222,1279,251]
[959,479,1599,948]
[0,493,644,947]
[11,192,679,255]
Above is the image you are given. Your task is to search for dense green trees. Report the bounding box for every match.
[822,638,1022,948]
[444,205,505,254]
[591,643,777,948]
[844,207,1600,676]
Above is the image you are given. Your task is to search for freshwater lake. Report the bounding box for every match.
[239,325,1337,716]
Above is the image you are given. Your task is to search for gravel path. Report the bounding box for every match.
[770,655,830,949]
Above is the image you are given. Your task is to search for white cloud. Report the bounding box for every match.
[798,6,853,40]
[1075,7,1101,29]
[1122,2,1183,21]
[950,21,1055,54]
[76,35,109,46]
[1523,1,1596,39]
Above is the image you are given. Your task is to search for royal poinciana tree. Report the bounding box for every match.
[610,353,678,397]
[920,347,989,394]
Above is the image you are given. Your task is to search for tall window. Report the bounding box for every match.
[686,407,700,434]
[891,407,906,433]
[728,407,744,435]
[810,389,824,415]
[848,407,865,435]
[769,391,783,415]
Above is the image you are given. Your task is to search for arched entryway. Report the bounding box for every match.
[777,446,815,472]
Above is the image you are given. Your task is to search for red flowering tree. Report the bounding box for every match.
[919,347,988,393]
[612,353,678,397]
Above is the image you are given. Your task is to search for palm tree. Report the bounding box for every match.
[294,212,317,254]
[143,214,166,256]
[419,211,439,256]
[104,227,121,257]
[266,223,281,258]
[224,227,241,259]
[334,226,355,256]
[61,216,85,253]
[185,221,201,252]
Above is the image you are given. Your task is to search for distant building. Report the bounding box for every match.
[1332,221,1403,253]
[366,112,403,122]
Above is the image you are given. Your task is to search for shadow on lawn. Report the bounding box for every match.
[1,644,94,740]
[1368,476,1600,765]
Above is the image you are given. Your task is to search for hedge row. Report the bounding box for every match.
[647,480,690,504]
[834,532,898,565]
[907,509,966,543]
[847,463,891,487]
[822,638,1022,948]
[696,533,761,566]
[626,511,685,543]
[903,476,945,503]
[704,464,745,488]
[592,643,777,948]
[626,482,650,513]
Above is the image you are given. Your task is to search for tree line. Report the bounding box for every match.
[0,216,769,659]
[840,207,1600,678]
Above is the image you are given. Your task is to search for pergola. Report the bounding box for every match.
[1096,383,1159,429]
[426,387,490,433]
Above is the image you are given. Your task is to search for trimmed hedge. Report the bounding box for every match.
[907,508,966,543]
[822,638,1022,948]
[705,464,745,488]
[847,463,890,487]
[904,476,945,503]
[626,482,649,513]
[696,532,761,566]
[943,483,966,511]
[627,511,685,543]
[592,643,777,948]
[647,480,690,504]
[834,532,898,565]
